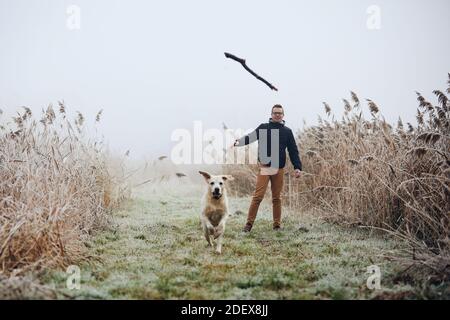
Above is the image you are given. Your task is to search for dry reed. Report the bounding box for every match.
[225,74,450,281]
[0,102,127,276]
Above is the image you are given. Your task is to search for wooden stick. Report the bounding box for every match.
[224,52,278,91]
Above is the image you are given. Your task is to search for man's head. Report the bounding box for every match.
[271,104,284,123]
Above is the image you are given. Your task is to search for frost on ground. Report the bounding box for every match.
[40,184,422,300]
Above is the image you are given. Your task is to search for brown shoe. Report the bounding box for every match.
[243,222,253,232]
[273,225,281,231]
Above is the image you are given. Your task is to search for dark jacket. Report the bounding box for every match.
[236,119,302,170]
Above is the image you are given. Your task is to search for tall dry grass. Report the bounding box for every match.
[0,102,127,276]
[225,74,450,280]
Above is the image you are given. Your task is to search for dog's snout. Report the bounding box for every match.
[213,187,220,194]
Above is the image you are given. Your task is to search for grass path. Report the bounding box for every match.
[44,190,416,299]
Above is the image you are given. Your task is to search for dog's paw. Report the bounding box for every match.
[215,249,222,255]
[213,226,224,239]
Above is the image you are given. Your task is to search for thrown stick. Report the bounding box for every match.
[224,52,278,91]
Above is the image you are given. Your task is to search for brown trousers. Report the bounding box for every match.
[247,166,284,227]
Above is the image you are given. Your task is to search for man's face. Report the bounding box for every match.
[271,107,284,122]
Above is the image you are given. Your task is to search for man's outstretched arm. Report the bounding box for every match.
[234,124,262,146]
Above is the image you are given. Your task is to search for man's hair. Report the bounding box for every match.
[271,104,284,113]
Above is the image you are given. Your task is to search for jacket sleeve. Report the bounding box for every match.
[287,129,302,170]
[236,124,262,146]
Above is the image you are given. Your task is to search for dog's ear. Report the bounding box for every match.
[199,171,211,180]
[222,175,234,181]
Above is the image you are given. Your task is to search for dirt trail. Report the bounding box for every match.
[44,190,414,299]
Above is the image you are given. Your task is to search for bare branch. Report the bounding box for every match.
[224,52,278,91]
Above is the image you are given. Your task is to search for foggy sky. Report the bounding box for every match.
[1,0,449,159]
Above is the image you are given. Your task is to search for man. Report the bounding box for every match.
[234,104,302,232]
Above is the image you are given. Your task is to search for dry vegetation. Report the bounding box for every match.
[225,74,450,285]
[0,102,128,277]
[1,75,448,299]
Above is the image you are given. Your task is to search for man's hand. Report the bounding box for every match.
[294,169,302,178]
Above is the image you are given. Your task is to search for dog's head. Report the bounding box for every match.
[199,171,234,199]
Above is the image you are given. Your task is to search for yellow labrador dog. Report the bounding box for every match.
[199,171,234,254]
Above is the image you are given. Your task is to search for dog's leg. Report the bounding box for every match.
[202,215,215,233]
[201,218,213,247]
[213,223,224,239]
[215,233,223,254]
[204,228,213,247]
[214,223,225,254]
